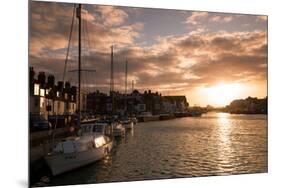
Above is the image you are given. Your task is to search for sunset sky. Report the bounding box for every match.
[30,1,267,107]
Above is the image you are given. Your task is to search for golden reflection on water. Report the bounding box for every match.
[217,113,232,144]
[217,113,235,171]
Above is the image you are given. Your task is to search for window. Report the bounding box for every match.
[40,98,45,108]
[34,84,39,95]
[57,91,60,97]
[40,89,45,97]
[65,93,68,99]
[71,95,74,101]
[46,89,49,95]
[95,137,106,148]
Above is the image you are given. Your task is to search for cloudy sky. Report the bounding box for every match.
[29,1,267,107]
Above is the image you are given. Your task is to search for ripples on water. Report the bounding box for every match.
[34,112,267,186]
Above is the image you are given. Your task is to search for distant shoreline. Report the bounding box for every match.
[228,112,267,115]
[207,110,267,115]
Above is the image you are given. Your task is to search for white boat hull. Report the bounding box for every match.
[45,142,113,176]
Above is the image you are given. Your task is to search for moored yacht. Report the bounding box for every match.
[44,4,113,176]
[131,117,138,125]
[137,112,160,122]
[120,117,134,130]
[45,133,113,176]
[112,121,125,137]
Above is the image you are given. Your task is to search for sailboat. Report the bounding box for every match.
[45,4,113,176]
[107,45,126,137]
[119,59,134,129]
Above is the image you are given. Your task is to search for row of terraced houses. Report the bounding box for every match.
[30,67,189,121]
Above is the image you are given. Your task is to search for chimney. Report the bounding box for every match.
[71,86,77,100]
[47,75,55,87]
[38,72,46,86]
[57,81,63,91]
[65,82,71,90]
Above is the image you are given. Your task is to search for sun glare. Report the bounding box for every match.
[205,83,242,107]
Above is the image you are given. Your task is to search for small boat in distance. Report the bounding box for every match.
[120,117,134,130]
[112,121,126,137]
[137,112,160,122]
[131,117,138,125]
[159,113,175,120]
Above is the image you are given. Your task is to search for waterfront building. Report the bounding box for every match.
[162,96,189,113]
[86,90,108,114]
[29,67,77,122]
[85,89,189,116]
[129,90,146,114]
[142,90,162,115]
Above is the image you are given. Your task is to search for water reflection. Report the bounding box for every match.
[33,112,267,186]
[216,112,235,173]
[217,112,232,144]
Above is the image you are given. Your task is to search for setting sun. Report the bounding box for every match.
[204,83,242,107]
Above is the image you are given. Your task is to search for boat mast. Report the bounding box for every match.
[110,45,114,115]
[125,58,128,116]
[77,4,82,126]
[110,45,114,94]
[131,80,134,92]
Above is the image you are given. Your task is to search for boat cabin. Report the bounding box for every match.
[80,122,112,136]
[52,135,110,154]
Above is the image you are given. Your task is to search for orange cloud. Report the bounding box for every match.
[95,5,128,26]
[30,2,143,57]
[185,12,208,25]
[210,15,233,23]
[256,15,267,22]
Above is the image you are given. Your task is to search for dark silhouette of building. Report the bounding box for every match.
[225,96,267,114]
[86,89,189,116]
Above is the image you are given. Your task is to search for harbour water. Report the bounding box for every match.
[32,112,267,187]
